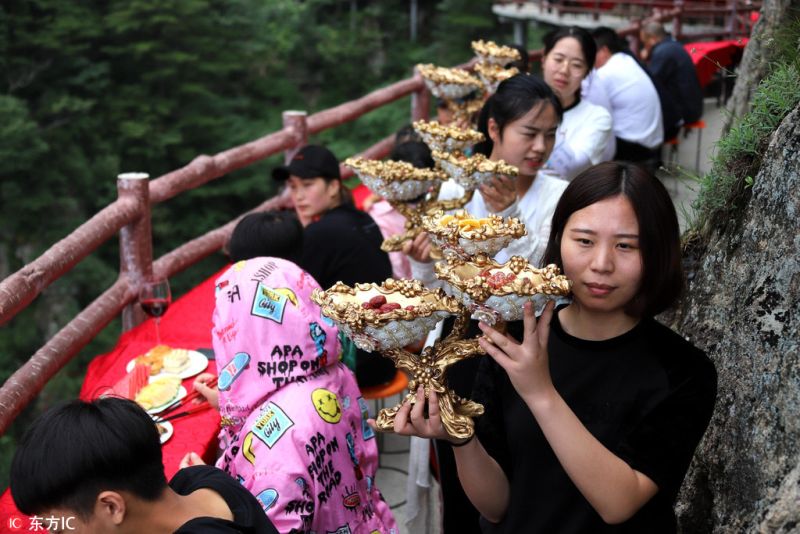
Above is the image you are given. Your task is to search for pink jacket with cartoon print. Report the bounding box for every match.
[212,257,397,534]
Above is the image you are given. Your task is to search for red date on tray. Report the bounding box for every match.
[361,296,414,313]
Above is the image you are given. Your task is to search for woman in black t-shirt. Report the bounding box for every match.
[390,161,717,532]
[272,144,395,387]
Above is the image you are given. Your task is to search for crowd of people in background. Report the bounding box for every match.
[10,22,715,534]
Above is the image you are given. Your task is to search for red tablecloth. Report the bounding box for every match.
[1,266,227,527]
[685,38,749,88]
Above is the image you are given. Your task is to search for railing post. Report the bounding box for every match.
[673,0,684,40]
[282,110,309,163]
[411,67,431,123]
[117,172,153,332]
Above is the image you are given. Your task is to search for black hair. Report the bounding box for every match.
[473,73,563,157]
[390,141,435,169]
[394,123,422,145]
[506,43,530,73]
[592,26,625,54]
[228,210,303,263]
[542,161,684,317]
[543,26,597,73]
[11,397,168,518]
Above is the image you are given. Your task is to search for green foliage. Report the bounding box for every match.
[690,54,800,235]
[432,0,504,65]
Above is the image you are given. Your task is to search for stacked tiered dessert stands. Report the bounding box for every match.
[415,40,523,127]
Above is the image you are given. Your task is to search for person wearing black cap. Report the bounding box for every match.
[272,144,396,388]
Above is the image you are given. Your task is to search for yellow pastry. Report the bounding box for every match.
[163,349,190,374]
[135,344,171,375]
[135,377,181,410]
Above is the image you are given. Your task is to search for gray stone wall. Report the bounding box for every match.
[674,103,800,532]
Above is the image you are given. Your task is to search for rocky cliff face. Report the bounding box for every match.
[674,103,800,532]
[725,0,800,126]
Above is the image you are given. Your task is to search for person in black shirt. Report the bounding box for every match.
[10,397,278,534]
[272,144,395,387]
[391,161,717,532]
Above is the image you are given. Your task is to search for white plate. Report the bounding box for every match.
[144,384,187,415]
[156,421,174,444]
[126,349,209,380]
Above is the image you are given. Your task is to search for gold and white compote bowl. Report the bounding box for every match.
[471,40,523,67]
[312,279,486,439]
[436,254,572,325]
[422,209,526,261]
[416,63,484,125]
[431,149,519,192]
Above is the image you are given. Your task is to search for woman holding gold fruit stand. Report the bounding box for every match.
[404,72,570,533]
[391,162,717,532]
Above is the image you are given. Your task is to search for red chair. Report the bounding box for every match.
[361,370,410,454]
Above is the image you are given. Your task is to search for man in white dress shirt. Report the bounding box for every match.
[582,27,663,166]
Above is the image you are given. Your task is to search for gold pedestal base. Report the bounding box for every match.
[371,312,486,441]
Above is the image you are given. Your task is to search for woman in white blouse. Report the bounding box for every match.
[541,26,614,180]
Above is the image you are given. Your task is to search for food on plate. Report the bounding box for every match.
[163,348,190,374]
[439,214,493,231]
[135,376,181,411]
[155,422,173,445]
[135,344,172,375]
[359,294,416,314]
[110,363,151,399]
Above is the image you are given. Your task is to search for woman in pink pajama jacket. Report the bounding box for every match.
[209,257,397,534]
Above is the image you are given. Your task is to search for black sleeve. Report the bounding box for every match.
[615,351,717,499]
[473,356,512,473]
[648,49,674,83]
[171,466,279,534]
[299,223,338,289]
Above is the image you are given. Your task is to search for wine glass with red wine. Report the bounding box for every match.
[139,278,172,345]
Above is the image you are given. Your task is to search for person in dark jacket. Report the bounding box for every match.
[640,22,704,126]
[272,144,396,387]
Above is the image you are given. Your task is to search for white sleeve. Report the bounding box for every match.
[548,142,590,181]
[437,179,466,202]
[572,106,613,165]
[496,198,520,219]
[489,198,547,266]
[581,70,612,114]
